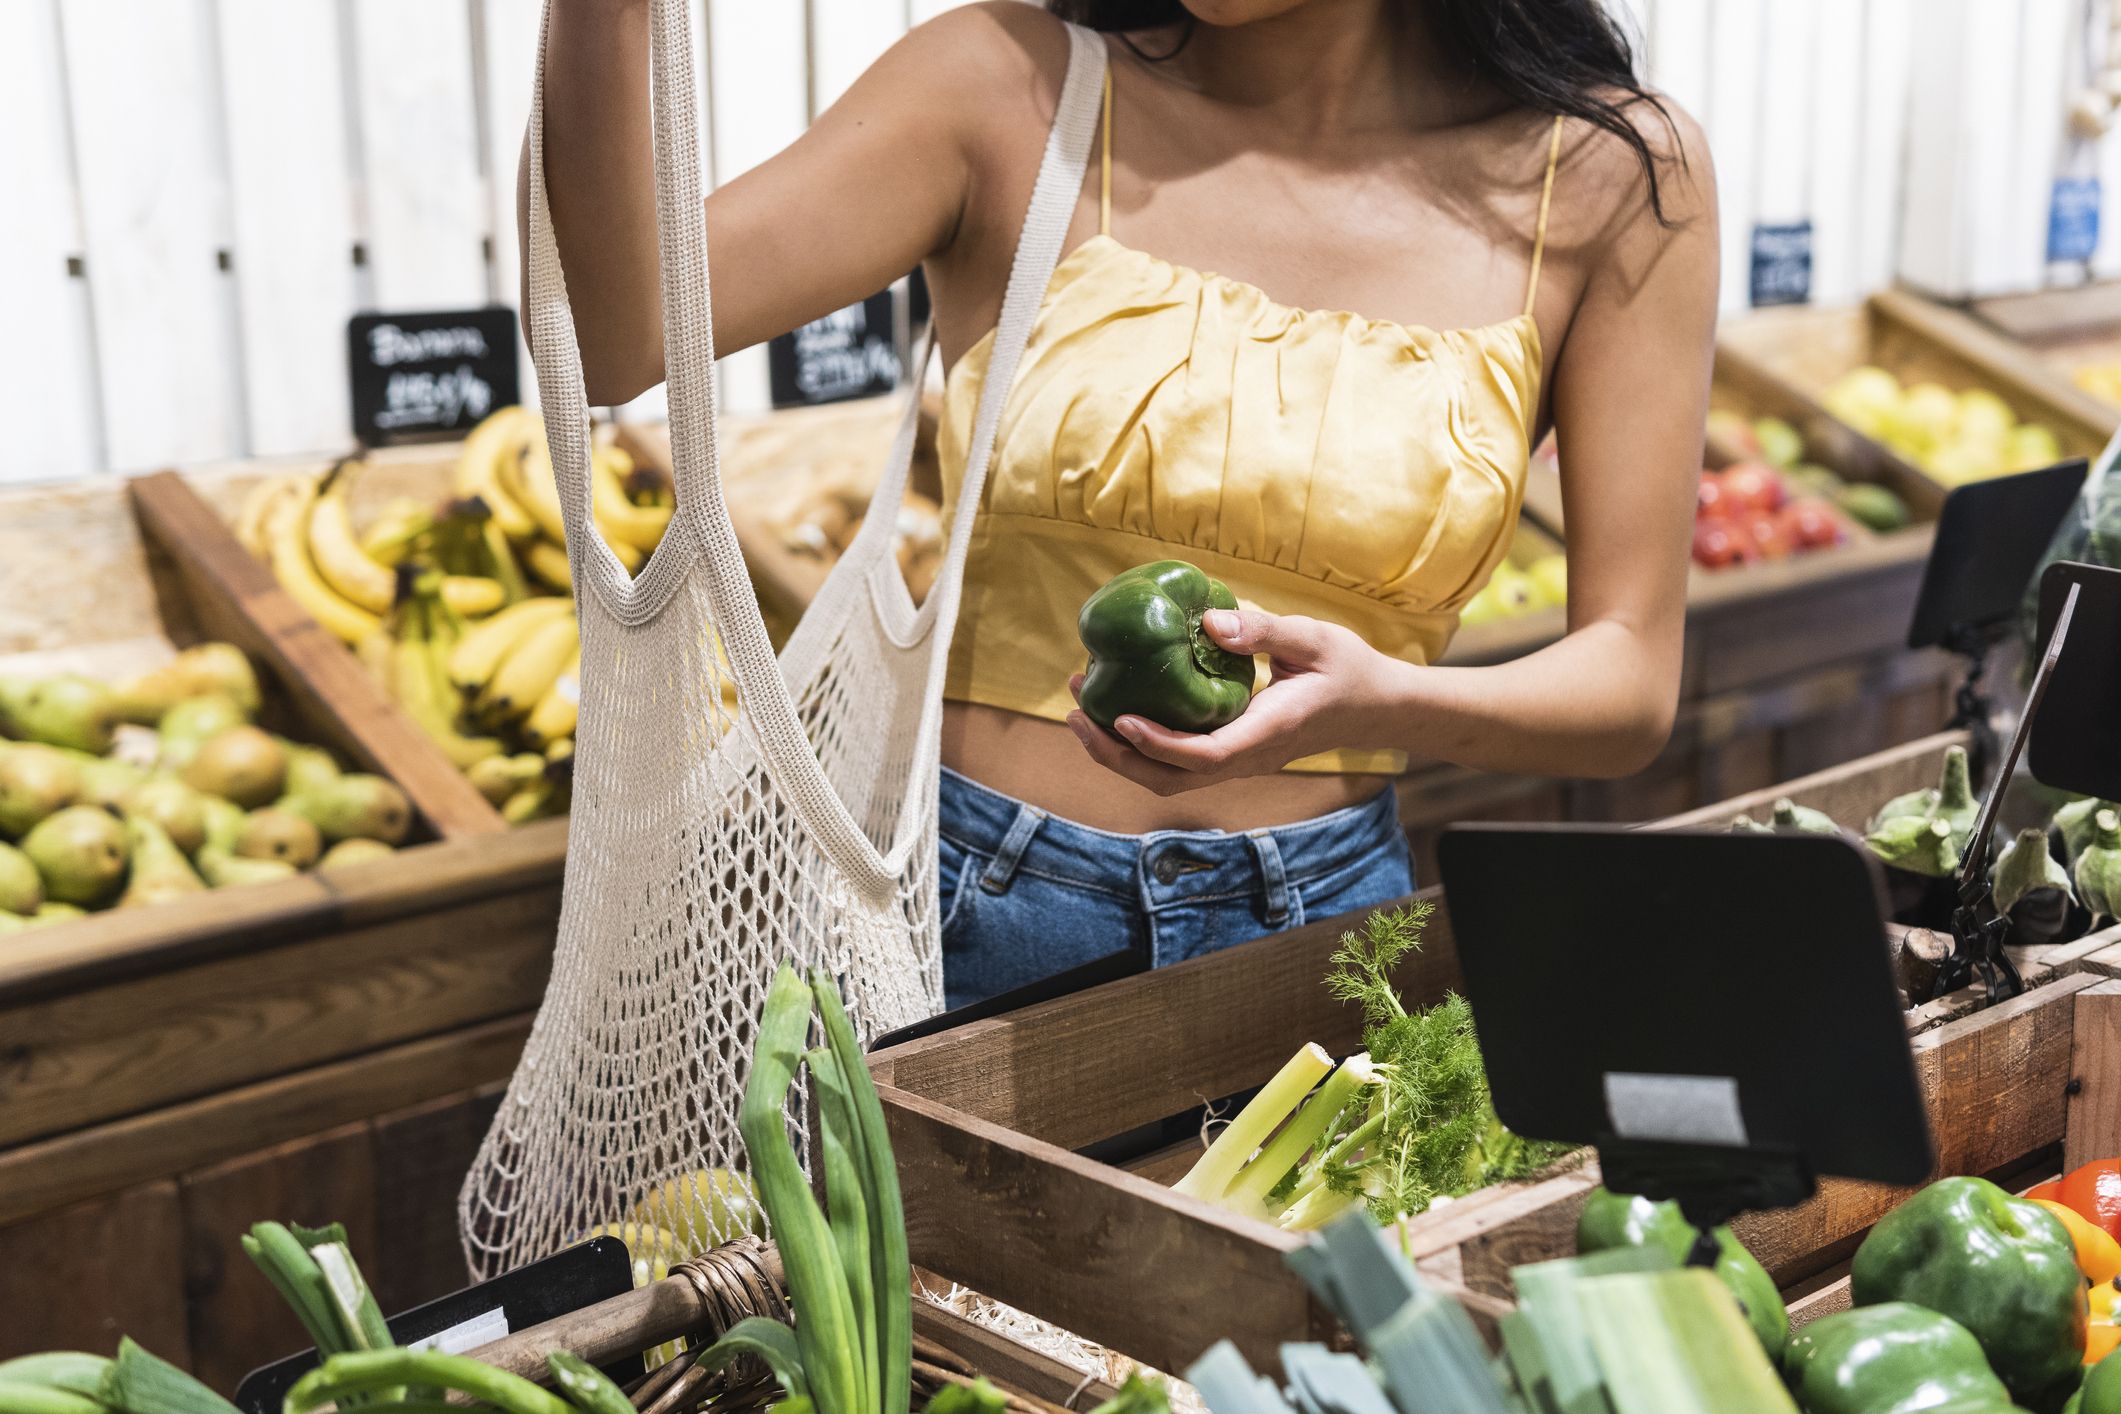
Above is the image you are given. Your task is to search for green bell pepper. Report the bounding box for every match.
[1077,561,1254,733]
[1851,1176,2087,1412]
[1782,1302,2016,1414]
[2066,1347,2121,1414]
[1574,1187,1789,1352]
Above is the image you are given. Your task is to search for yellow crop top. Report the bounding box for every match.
[939,71,1564,775]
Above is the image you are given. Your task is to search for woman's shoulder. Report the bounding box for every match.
[1564,89,1714,232]
[892,3,1079,124]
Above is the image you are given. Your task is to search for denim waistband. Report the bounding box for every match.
[937,765,1403,919]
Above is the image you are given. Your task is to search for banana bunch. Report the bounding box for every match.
[232,459,519,644]
[447,596,582,752]
[366,573,504,772]
[454,406,677,591]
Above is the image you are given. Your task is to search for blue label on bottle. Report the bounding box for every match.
[1749,221,1813,307]
[2049,177,2101,263]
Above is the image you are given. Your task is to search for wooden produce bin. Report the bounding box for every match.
[0,463,567,1378]
[869,731,2118,1376]
[1967,282,2121,437]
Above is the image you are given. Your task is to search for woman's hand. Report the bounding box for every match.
[1064,608,1400,794]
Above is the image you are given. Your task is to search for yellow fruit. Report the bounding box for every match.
[307,462,397,615]
[268,479,383,646]
[523,539,573,592]
[2008,422,2064,472]
[480,615,581,721]
[1887,382,1959,460]
[1525,554,1568,609]
[591,445,674,554]
[502,435,569,545]
[1459,581,1504,627]
[1491,561,1536,616]
[439,575,507,618]
[1955,387,2015,444]
[1823,365,1902,437]
[629,1169,766,1250]
[448,597,574,695]
[453,407,544,543]
[522,650,581,748]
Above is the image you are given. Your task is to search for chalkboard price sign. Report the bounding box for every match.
[347,307,521,446]
[1749,221,1813,308]
[768,289,902,409]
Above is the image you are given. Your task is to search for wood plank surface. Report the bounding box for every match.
[2068,980,2121,1172]
[0,1181,190,1364]
[873,894,1459,1147]
[0,875,555,1146]
[369,1087,504,1316]
[1654,731,1963,833]
[880,1082,1322,1378]
[0,1016,531,1228]
[179,1123,381,1395]
[127,470,505,839]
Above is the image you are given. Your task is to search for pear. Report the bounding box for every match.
[283,774,411,844]
[0,841,43,915]
[69,752,146,810]
[1769,799,1840,836]
[117,816,206,909]
[182,726,287,810]
[234,807,322,870]
[1867,815,1959,879]
[318,838,396,870]
[0,674,119,755]
[0,911,27,935]
[121,777,209,856]
[32,901,85,925]
[278,739,341,798]
[158,694,250,771]
[22,805,131,908]
[468,753,544,808]
[196,844,297,889]
[199,794,245,854]
[113,643,261,725]
[0,745,81,838]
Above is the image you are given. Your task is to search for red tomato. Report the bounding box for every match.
[1744,510,1794,560]
[1722,461,1789,513]
[1696,470,1734,520]
[1777,498,1847,552]
[1692,517,1757,570]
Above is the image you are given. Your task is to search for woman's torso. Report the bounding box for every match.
[929,21,1575,834]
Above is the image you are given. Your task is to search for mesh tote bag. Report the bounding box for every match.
[458,0,1109,1276]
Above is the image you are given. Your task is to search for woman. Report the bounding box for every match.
[535,0,1717,1009]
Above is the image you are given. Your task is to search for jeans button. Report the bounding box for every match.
[1152,854,1181,885]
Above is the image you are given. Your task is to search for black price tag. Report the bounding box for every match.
[2031,560,2121,801]
[1906,460,2087,649]
[1749,221,1813,308]
[768,289,902,409]
[347,307,520,446]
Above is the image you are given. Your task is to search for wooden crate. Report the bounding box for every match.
[870,731,2112,1376]
[1718,291,2114,474]
[1967,282,2121,438]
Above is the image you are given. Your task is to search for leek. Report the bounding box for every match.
[1223,1055,1376,1217]
[1574,1271,1797,1414]
[284,1351,572,1414]
[96,1340,239,1414]
[1174,1044,1334,1202]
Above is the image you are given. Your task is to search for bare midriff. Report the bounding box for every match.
[940,701,1383,834]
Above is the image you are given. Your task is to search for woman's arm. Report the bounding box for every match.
[1069,102,1718,788]
[525,1,1059,405]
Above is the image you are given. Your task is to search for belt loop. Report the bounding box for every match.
[1248,829,1290,926]
[980,804,1047,894]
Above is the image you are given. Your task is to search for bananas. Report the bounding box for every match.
[266,477,384,646]
[479,613,580,724]
[522,647,581,748]
[591,443,674,553]
[501,433,570,546]
[384,578,505,771]
[308,460,398,614]
[448,597,573,694]
[453,407,544,543]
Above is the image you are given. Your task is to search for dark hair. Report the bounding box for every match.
[1045,0,1680,222]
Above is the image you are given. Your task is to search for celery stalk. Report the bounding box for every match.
[1225,1055,1376,1217]
[1172,1044,1334,1202]
[1277,1183,1362,1232]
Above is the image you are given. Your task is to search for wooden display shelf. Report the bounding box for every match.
[1966,282,2121,438]
[1718,290,2114,473]
[870,731,2114,1376]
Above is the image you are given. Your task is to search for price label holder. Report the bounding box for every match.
[766,289,902,409]
[869,941,1150,1052]
[233,1236,637,1414]
[347,308,521,448]
[1906,460,2087,782]
[1437,824,1931,1239]
[2031,560,2121,801]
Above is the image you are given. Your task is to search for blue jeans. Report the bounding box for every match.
[937,766,1416,1011]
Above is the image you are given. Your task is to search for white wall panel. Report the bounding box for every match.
[476,0,544,406]
[1856,0,1913,293]
[349,0,489,310]
[811,0,906,116]
[1705,0,1765,311]
[60,0,244,472]
[216,0,358,456]
[1806,0,1866,304]
[0,0,101,483]
[1646,0,1711,118]
[707,0,807,413]
[2004,0,2074,289]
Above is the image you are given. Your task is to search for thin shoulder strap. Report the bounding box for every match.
[1099,65,1113,236]
[1523,115,1564,318]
